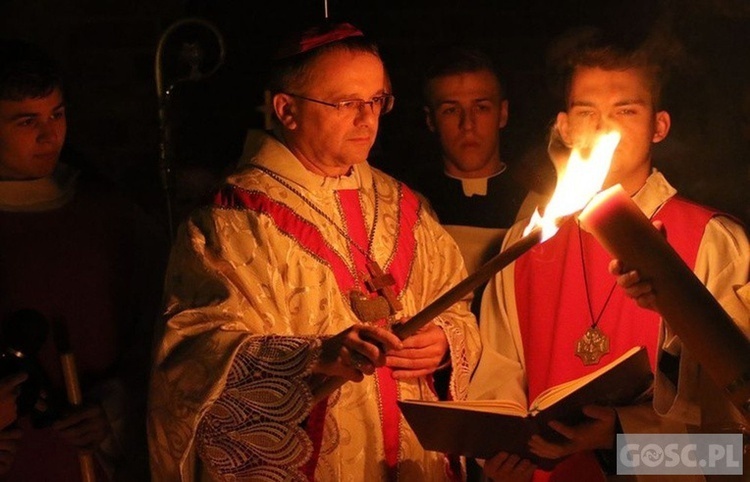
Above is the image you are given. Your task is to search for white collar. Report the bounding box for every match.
[631,169,677,217]
[235,130,373,193]
[0,164,78,212]
[444,163,507,197]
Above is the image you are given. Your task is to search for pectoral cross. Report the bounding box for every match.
[364,260,403,314]
[349,261,402,323]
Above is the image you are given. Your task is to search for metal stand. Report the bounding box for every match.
[154,18,225,239]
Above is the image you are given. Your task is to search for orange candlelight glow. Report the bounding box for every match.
[524,131,620,240]
[312,131,623,402]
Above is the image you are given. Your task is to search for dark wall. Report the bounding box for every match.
[1,0,748,225]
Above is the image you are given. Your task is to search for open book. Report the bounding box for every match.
[399,346,653,470]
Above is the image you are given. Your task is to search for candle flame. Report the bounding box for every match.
[524,131,621,241]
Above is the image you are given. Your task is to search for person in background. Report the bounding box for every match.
[147,22,481,481]
[414,47,545,284]
[472,27,749,481]
[0,39,167,481]
[415,52,551,460]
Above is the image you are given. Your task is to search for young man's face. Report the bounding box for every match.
[556,66,670,193]
[0,88,66,180]
[425,70,508,178]
[274,49,386,177]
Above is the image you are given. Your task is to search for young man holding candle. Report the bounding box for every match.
[471,27,750,481]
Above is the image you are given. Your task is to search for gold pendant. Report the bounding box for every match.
[575,326,610,365]
[364,260,403,315]
[350,290,391,323]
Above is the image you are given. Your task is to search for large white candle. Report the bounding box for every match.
[578,184,750,417]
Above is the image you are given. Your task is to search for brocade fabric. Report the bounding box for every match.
[148,131,481,481]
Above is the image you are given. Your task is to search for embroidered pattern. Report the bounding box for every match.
[196,336,320,481]
[151,163,479,481]
[433,316,473,401]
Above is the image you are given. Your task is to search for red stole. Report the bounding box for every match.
[213,181,421,481]
[514,195,715,481]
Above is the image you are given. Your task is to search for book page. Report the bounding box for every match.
[530,346,644,412]
[401,398,529,417]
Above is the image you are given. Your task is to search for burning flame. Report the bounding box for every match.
[524,131,621,240]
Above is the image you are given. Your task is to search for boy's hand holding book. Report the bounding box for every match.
[483,405,617,480]
[398,346,652,470]
[528,404,616,460]
[483,452,537,482]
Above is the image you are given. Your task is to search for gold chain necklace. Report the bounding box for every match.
[252,165,402,322]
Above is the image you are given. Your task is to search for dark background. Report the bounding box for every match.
[1,0,748,230]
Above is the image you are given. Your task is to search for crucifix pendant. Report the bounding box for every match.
[363,260,403,314]
[349,260,402,323]
[575,326,610,365]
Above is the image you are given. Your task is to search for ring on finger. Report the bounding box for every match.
[351,355,367,370]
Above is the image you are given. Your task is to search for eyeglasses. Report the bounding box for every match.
[284,92,395,116]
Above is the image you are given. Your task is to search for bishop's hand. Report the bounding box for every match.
[312,324,403,382]
[386,322,449,379]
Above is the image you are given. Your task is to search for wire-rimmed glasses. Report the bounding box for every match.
[284,92,395,116]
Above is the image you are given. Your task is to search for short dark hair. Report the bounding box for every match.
[267,35,381,95]
[547,26,682,110]
[422,47,505,106]
[0,39,63,101]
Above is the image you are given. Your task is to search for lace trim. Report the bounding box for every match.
[196,336,321,481]
[433,317,473,401]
